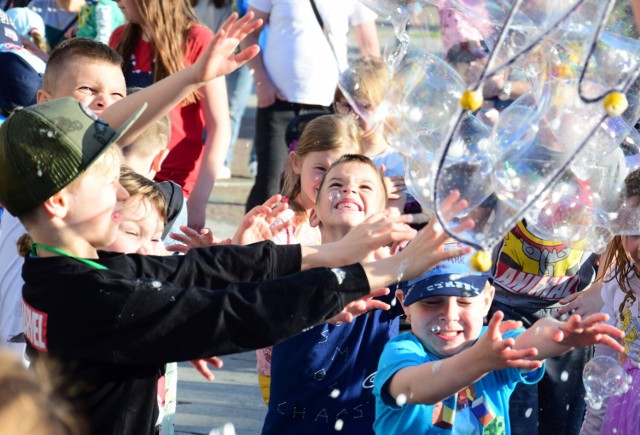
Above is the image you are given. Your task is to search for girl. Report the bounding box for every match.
[581,168,640,434]
[333,57,408,214]
[256,113,363,404]
[109,0,231,230]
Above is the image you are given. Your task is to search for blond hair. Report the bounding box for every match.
[281,114,363,217]
[119,166,168,223]
[334,57,389,108]
[0,351,86,435]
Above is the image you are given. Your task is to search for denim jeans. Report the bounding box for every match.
[490,301,593,435]
[245,100,329,212]
[224,64,254,168]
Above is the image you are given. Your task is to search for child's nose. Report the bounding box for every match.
[116,183,130,201]
[439,300,459,322]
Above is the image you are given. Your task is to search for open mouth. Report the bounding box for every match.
[334,198,363,212]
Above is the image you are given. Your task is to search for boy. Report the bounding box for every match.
[0,97,472,434]
[264,155,401,434]
[373,244,625,434]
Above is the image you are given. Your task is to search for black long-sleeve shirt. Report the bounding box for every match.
[21,241,370,435]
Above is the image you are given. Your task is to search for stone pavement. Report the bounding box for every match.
[175,94,267,435]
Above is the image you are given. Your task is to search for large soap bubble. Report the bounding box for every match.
[331,0,640,253]
[583,355,632,410]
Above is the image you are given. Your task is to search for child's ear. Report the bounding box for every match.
[395,290,411,320]
[309,208,320,228]
[151,148,170,173]
[481,283,495,316]
[42,191,70,219]
[289,151,302,175]
[36,88,52,104]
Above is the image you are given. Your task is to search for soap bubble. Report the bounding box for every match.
[430,325,442,334]
[583,355,632,410]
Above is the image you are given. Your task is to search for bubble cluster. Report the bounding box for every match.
[333,0,640,252]
[583,355,632,410]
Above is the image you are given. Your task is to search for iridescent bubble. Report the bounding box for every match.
[395,393,407,407]
[583,355,632,410]
[334,419,344,431]
[430,325,442,334]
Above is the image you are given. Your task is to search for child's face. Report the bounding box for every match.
[334,96,376,133]
[63,165,129,249]
[294,148,349,211]
[43,61,126,116]
[314,161,386,230]
[115,0,143,24]
[401,283,493,358]
[105,195,164,255]
[622,235,640,271]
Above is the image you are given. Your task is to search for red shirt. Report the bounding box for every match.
[110,24,214,197]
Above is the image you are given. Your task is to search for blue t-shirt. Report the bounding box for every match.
[262,293,401,434]
[374,327,544,434]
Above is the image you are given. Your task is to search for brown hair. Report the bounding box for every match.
[121,88,171,159]
[43,38,123,93]
[119,166,168,223]
[281,114,363,217]
[114,0,202,105]
[0,351,86,434]
[316,154,388,205]
[603,169,640,322]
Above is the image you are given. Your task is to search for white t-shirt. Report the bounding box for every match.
[0,212,26,356]
[249,0,376,106]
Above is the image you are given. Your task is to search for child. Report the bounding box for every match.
[119,96,186,242]
[263,154,404,434]
[333,57,407,213]
[373,244,625,434]
[0,97,472,435]
[256,113,363,404]
[110,0,231,230]
[36,37,128,116]
[580,169,640,434]
[103,166,168,256]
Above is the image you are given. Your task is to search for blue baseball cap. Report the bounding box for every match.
[401,242,492,305]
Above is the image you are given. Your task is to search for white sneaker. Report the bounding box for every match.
[218,165,232,180]
[248,161,257,177]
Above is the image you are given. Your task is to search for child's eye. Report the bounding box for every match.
[77,86,94,94]
[360,184,373,191]
[329,182,342,188]
[125,231,139,237]
[112,92,125,99]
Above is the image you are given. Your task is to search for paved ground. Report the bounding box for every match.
[174,94,267,435]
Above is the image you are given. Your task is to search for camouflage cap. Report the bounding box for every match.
[0,97,146,216]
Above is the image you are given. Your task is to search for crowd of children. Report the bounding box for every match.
[1,3,640,435]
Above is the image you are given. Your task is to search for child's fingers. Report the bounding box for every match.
[592,323,625,340]
[596,334,625,353]
[498,319,523,334]
[261,194,283,209]
[234,45,261,65]
[486,310,504,338]
[165,243,189,254]
[218,11,239,35]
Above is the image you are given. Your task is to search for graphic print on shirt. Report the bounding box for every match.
[620,305,640,362]
[493,221,591,300]
[22,298,48,352]
[433,385,506,434]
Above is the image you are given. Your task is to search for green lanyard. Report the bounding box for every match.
[31,243,109,271]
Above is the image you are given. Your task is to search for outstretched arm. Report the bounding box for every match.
[514,313,624,360]
[387,311,540,405]
[102,12,262,144]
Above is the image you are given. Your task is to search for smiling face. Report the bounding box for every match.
[399,283,494,358]
[104,194,165,254]
[293,148,351,212]
[41,61,127,116]
[313,159,386,235]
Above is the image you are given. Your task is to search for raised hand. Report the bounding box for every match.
[553,313,624,353]
[476,311,541,371]
[192,11,263,83]
[166,226,230,254]
[328,287,391,325]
